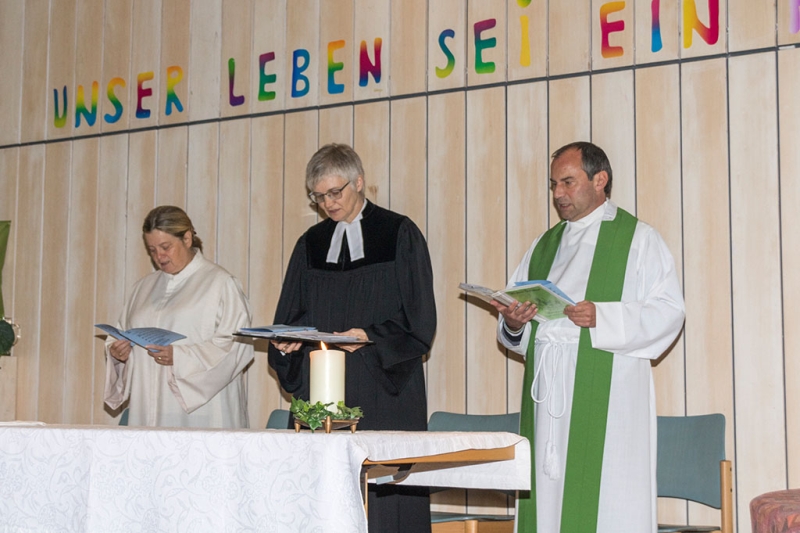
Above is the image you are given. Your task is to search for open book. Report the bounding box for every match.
[235,325,373,345]
[459,280,575,322]
[95,324,186,349]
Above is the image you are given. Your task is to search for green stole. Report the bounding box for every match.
[516,207,637,533]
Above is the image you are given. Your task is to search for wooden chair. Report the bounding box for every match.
[428,411,520,533]
[657,414,733,533]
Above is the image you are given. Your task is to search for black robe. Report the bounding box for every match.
[268,201,436,533]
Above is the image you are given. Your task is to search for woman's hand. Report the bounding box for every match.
[332,328,369,353]
[109,339,132,363]
[270,340,304,354]
[146,344,173,366]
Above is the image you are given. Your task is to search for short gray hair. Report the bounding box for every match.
[305,143,365,194]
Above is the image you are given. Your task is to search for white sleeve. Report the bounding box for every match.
[590,224,685,360]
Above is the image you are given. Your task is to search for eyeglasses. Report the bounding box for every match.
[308,181,352,204]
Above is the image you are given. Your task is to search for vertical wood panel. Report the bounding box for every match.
[506,81,549,412]
[354,0,389,99]
[38,143,71,422]
[636,63,686,525]
[729,0,775,52]
[94,134,129,424]
[126,131,157,293]
[20,1,50,143]
[549,0,590,75]
[389,98,427,232]
[549,76,590,222]
[285,0,319,110]
[156,127,188,207]
[64,138,99,424]
[778,0,800,45]
[427,91,467,516]
[0,149,19,318]
[319,106,354,146]
[217,119,251,287]
[591,0,633,69]
[251,0,287,113]
[0,147,19,420]
[248,114,286,426]
[353,102,390,207]
[282,111,319,272]
[187,123,220,262]
[129,0,162,130]
[14,146,45,420]
[220,0,254,118]
[46,0,77,140]
[159,0,190,125]
[680,0,727,59]
[635,0,680,64]
[636,64,685,412]
[591,71,635,215]
[426,92,466,415]
[466,85,507,515]
[466,87,506,416]
[101,0,133,133]
[778,48,800,488]
[0,1,24,145]
[189,0,222,121]
[319,0,354,106]
[428,0,466,91]
[680,57,735,527]
[507,0,546,81]
[467,0,506,86]
[75,0,104,133]
[729,52,783,531]
[390,0,428,95]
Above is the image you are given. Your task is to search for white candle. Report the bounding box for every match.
[309,344,345,407]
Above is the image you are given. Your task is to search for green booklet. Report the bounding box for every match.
[459,280,575,322]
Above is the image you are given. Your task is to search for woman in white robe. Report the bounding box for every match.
[104,206,254,428]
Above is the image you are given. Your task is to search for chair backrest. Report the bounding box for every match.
[657,414,726,508]
[266,408,291,429]
[428,411,520,434]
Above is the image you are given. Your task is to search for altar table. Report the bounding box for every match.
[0,423,529,533]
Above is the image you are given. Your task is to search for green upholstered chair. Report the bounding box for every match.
[657,414,733,533]
[428,411,520,533]
[266,408,291,429]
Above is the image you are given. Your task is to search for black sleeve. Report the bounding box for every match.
[360,219,437,393]
[267,236,309,397]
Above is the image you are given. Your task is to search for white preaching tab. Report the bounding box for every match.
[326,201,367,263]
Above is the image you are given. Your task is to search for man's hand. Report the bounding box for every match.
[490,299,538,331]
[564,300,596,328]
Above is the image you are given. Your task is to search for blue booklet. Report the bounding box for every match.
[237,325,317,337]
[95,324,186,349]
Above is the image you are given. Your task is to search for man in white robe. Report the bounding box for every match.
[494,142,685,533]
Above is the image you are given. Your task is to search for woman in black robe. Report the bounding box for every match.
[268,143,436,533]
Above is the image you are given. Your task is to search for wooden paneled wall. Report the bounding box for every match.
[0,1,797,530]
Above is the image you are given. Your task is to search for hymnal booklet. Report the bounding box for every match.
[95,324,186,348]
[235,325,372,344]
[459,280,575,322]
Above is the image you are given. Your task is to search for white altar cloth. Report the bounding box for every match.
[0,424,529,533]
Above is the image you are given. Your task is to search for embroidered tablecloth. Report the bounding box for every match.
[0,424,529,533]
